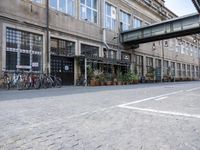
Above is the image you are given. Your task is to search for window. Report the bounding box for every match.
[50,0,76,16]
[177,63,181,77]
[133,17,142,28]
[81,44,99,58]
[192,65,195,78]
[120,10,131,31]
[171,62,175,77]
[80,0,98,24]
[146,57,153,74]
[196,66,199,78]
[163,60,169,76]
[187,65,190,77]
[135,55,143,76]
[182,64,186,77]
[105,3,116,31]
[50,38,75,56]
[6,27,43,72]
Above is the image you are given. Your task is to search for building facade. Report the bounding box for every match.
[0,0,199,85]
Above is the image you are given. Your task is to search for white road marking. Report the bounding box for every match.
[118,90,183,107]
[154,97,168,101]
[186,87,200,92]
[119,105,200,119]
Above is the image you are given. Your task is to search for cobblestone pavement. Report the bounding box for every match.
[0,82,200,150]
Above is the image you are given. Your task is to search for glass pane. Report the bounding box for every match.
[67,0,74,16]
[86,0,91,7]
[92,11,97,23]
[20,53,30,66]
[6,51,17,70]
[59,0,66,12]
[81,5,86,19]
[50,0,57,9]
[80,0,85,4]
[92,0,97,9]
[32,54,41,71]
[87,8,92,21]
[106,17,111,29]
[106,3,111,16]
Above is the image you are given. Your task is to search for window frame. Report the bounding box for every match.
[105,2,117,31]
[80,0,98,24]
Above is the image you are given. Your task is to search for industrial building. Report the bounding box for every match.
[0,0,199,85]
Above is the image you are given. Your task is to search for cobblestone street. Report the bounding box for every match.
[0,82,200,150]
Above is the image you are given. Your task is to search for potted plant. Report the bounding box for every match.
[132,74,139,84]
[99,73,105,86]
[116,72,123,85]
[87,65,95,86]
[146,67,155,83]
[105,73,112,86]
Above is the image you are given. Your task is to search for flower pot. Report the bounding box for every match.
[117,81,122,85]
[90,79,96,86]
[106,81,112,86]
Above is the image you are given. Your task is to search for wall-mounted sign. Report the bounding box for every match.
[32,62,39,67]
[16,65,31,69]
[64,65,69,71]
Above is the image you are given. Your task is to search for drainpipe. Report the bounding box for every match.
[103,28,110,50]
[46,0,50,74]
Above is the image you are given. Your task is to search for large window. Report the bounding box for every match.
[50,38,75,56]
[81,44,99,58]
[80,0,98,24]
[192,65,195,78]
[177,63,181,77]
[163,60,169,76]
[135,55,143,76]
[133,17,142,28]
[120,10,131,31]
[146,57,153,73]
[196,66,199,78]
[182,64,186,78]
[6,27,43,72]
[50,0,76,16]
[171,62,175,77]
[187,64,190,77]
[105,3,116,31]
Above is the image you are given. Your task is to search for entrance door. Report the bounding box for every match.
[51,55,74,85]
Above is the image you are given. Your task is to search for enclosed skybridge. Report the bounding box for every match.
[192,0,200,13]
[121,13,200,45]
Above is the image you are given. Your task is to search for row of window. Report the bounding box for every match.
[134,55,199,78]
[31,0,143,31]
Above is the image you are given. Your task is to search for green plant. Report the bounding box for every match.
[87,64,94,80]
[116,71,123,82]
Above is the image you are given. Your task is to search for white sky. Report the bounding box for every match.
[165,0,197,16]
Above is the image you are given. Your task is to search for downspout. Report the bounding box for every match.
[46,0,50,74]
[103,28,110,50]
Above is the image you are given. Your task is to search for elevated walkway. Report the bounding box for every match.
[192,0,200,13]
[121,13,200,45]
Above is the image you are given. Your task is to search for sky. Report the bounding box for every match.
[165,0,197,16]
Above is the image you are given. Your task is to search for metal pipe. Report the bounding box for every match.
[46,0,50,74]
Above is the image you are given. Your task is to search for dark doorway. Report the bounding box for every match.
[51,55,74,85]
